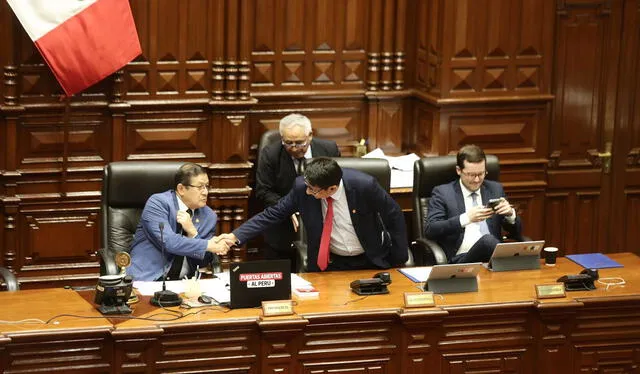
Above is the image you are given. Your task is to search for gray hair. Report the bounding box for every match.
[279,113,312,135]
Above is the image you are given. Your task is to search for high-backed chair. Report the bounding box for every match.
[295,157,414,272]
[99,161,185,275]
[411,155,500,265]
[0,266,19,291]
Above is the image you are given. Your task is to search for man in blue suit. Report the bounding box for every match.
[219,157,408,272]
[425,145,522,263]
[128,163,229,281]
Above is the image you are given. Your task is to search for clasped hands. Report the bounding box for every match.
[206,233,238,256]
[468,197,513,223]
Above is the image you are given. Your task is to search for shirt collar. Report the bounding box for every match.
[327,180,344,201]
[459,179,480,199]
[176,193,190,212]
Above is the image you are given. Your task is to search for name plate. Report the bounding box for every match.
[535,283,566,299]
[261,300,294,316]
[404,292,435,308]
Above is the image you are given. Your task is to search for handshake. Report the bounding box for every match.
[206,233,238,256]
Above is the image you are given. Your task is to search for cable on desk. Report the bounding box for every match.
[597,277,626,291]
[0,318,47,324]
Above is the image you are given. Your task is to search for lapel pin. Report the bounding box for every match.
[352,209,356,213]
[196,219,200,223]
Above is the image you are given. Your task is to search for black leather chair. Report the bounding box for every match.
[0,266,19,291]
[295,157,414,272]
[411,155,501,265]
[99,161,185,275]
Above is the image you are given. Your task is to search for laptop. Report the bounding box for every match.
[425,262,482,294]
[229,260,291,309]
[488,240,545,272]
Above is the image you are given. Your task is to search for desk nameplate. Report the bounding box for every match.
[535,283,566,299]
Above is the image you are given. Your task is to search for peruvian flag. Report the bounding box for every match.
[7,0,141,96]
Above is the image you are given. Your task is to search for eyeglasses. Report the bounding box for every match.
[282,140,309,148]
[304,182,322,196]
[460,170,488,179]
[185,184,209,191]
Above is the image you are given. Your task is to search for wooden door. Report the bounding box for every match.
[546,0,624,254]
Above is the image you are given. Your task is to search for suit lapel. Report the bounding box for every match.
[453,181,466,215]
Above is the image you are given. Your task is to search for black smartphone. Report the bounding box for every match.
[487,198,502,210]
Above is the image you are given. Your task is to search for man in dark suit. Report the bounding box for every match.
[222,157,408,272]
[255,113,340,265]
[128,163,229,281]
[424,145,522,263]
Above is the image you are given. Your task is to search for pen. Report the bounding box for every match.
[195,265,200,280]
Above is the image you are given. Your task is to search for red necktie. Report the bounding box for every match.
[317,197,334,271]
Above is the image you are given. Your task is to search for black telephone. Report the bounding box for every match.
[350,272,392,295]
[556,268,599,291]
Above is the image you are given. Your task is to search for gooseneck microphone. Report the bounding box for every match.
[150,222,183,307]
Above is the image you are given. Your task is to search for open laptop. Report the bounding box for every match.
[488,240,545,272]
[229,260,291,309]
[424,262,482,294]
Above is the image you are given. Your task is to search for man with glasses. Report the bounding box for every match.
[255,114,340,267]
[128,163,230,281]
[424,145,522,263]
[219,157,408,272]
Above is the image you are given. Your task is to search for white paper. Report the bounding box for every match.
[133,276,231,303]
[390,169,414,188]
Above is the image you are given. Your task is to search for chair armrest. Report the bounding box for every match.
[0,266,19,291]
[404,248,415,267]
[98,248,120,276]
[294,240,308,273]
[411,238,448,266]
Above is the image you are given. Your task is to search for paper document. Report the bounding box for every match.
[362,148,419,188]
[398,267,433,283]
[133,274,231,304]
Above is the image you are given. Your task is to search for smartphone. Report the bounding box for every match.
[487,198,502,210]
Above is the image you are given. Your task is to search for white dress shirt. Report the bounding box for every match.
[456,181,516,256]
[321,180,364,256]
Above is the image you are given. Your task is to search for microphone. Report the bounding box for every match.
[150,222,183,307]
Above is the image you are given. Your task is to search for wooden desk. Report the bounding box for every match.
[2,254,640,373]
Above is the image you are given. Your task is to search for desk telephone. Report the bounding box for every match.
[350,272,392,295]
[557,268,599,291]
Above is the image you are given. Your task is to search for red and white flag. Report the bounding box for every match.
[7,0,141,96]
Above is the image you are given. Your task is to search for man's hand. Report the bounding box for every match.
[291,213,299,232]
[207,234,233,255]
[214,233,238,248]
[468,206,494,223]
[177,210,197,237]
[493,198,514,216]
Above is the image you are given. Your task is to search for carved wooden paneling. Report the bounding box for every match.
[435,0,554,99]
[299,314,400,374]
[439,103,546,159]
[4,331,112,372]
[251,0,369,93]
[17,111,109,170]
[124,109,210,161]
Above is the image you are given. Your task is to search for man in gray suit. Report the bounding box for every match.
[255,114,341,265]
[424,145,522,263]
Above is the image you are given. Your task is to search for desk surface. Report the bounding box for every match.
[2,253,640,374]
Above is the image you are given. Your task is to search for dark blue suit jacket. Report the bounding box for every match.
[234,169,408,271]
[128,190,217,281]
[424,179,522,262]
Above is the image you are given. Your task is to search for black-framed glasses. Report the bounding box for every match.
[304,182,322,196]
[460,170,488,179]
[282,140,309,148]
[185,184,209,191]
